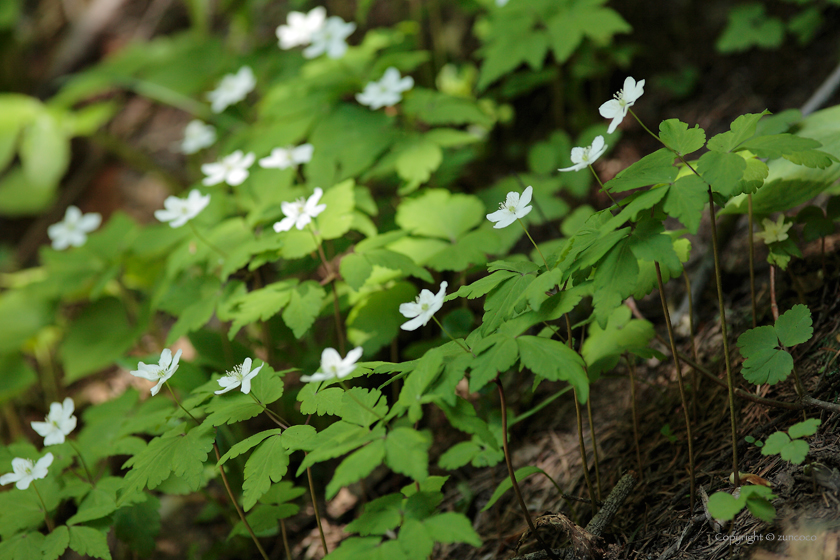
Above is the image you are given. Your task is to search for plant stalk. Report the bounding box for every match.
[748,193,757,328]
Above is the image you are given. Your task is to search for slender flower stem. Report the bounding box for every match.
[432,316,472,354]
[494,378,560,560]
[516,218,550,270]
[683,271,701,424]
[68,440,95,487]
[770,264,779,321]
[188,221,228,259]
[707,188,740,487]
[655,262,695,512]
[338,380,385,421]
[587,164,619,212]
[573,389,597,513]
[585,396,602,501]
[212,436,270,560]
[249,394,290,429]
[307,465,329,555]
[31,481,54,532]
[280,519,293,559]
[625,355,644,476]
[166,383,201,426]
[748,194,757,328]
[309,224,346,355]
[629,108,661,143]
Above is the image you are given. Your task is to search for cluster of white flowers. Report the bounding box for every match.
[47,206,101,251]
[277,7,355,60]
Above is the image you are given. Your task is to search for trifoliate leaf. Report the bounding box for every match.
[396,189,485,241]
[396,138,443,194]
[659,119,706,156]
[242,435,289,511]
[546,2,630,63]
[603,149,677,193]
[707,111,768,152]
[67,526,111,560]
[517,335,588,402]
[345,494,404,535]
[297,384,344,416]
[217,429,283,466]
[774,303,813,347]
[698,150,746,197]
[762,431,791,456]
[385,427,431,481]
[788,418,821,439]
[281,280,325,338]
[482,465,544,511]
[121,424,214,497]
[327,440,386,499]
[716,4,783,53]
[468,333,519,393]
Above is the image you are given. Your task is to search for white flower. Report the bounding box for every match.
[356,67,414,110]
[180,120,217,154]
[47,206,102,251]
[756,215,792,245]
[273,188,327,232]
[259,144,314,170]
[301,347,363,383]
[130,348,182,396]
[496,0,510,5]
[303,16,356,59]
[557,135,608,172]
[1,453,53,490]
[31,398,77,446]
[207,66,256,114]
[154,190,211,228]
[399,281,448,331]
[201,150,256,186]
[599,76,645,134]
[486,186,533,229]
[215,357,263,395]
[277,7,326,49]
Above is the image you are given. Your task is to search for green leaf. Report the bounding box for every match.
[745,491,776,523]
[469,333,519,393]
[340,248,433,291]
[424,128,483,147]
[707,112,768,152]
[113,495,160,557]
[399,518,434,560]
[298,423,384,475]
[326,440,386,499]
[762,431,791,455]
[788,418,820,439]
[217,429,283,466]
[698,150,746,197]
[582,306,654,380]
[396,138,443,193]
[280,425,317,452]
[385,427,431,481]
[41,525,69,560]
[603,149,677,193]
[742,347,793,385]
[0,531,45,559]
[449,270,517,300]
[345,493,403,535]
[342,388,388,428]
[706,491,743,521]
[426,229,500,272]
[546,3,630,63]
[592,239,638,327]
[659,119,706,156]
[318,179,356,240]
[482,465,543,511]
[225,280,295,339]
[67,477,122,525]
[628,218,681,271]
[19,111,69,189]
[402,88,494,127]
[347,281,417,355]
[780,439,809,464]
[396,189,485,241]
[480,273,534,335]
[282,281,326,338]
[67,526,111,560]
[297,384,345,416]
[517,335,588,402]
[243,435,289,511]
[741,134,821,159]
[203,393,262,427]
[716,4,783,53]
[121,424,214,497]
[774,304,813,347]
[438,441,481,470]
[478,23,549,91]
